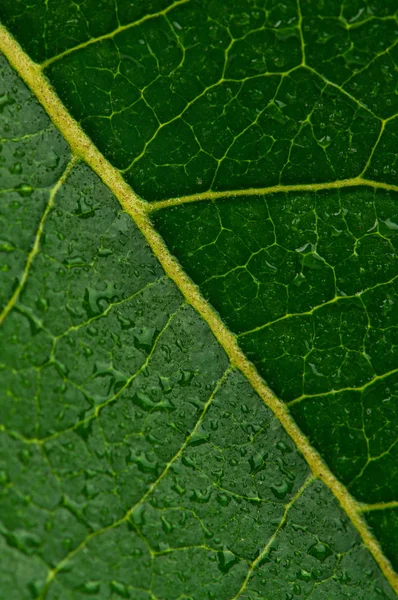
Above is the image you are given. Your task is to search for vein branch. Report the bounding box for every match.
[38,367,231,597]
[0,156,77,326]
[231,475,314,600]
[39,0,190,69]
[359,501,398,513]
[0,24,397,593]
[147,176,398,212]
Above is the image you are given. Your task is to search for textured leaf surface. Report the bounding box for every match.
[0,0,397,598]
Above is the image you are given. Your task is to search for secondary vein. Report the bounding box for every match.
[147,176,398,212]
[39,0,190,69]
[0,24,397,593]
[0,156,77,326]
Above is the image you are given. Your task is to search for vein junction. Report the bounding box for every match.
[28,0,398,207]
[1,1,398,595]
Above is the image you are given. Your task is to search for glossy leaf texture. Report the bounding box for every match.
[0,0,397,598]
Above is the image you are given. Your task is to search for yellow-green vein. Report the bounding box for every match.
[0,24,397,593]
[0,156,77,326]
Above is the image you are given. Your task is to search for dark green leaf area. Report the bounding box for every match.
[301,3,398,120]
[153,188,398,508]
[366,508,398,572]
[30,5,390,199]
[366,119,398,187]
[0,0,176,63]
[0,55,70,310]
[2,2,398,196]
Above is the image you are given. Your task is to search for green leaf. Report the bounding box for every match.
[0,1,397,598]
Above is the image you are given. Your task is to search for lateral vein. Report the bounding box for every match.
[148,176,398,212]
[0,24,397,593]
[39,0,190,69]
[0,156,77,326]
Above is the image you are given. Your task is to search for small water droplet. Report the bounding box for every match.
[308,541,332,562]
[80,580,101,594]
[161,516,173,534]
[276,440,291,454]
[0,240,16,253]
[216,493,231,506]
[293,583,301,595]
[10,162,22,174]
[270,480,290,499]
[0,92,15,112]
[134,326,157,352]
[190,487,212,503]
[16,184,33,197]
[298,569,312,582]
[110,581,130,598]
[217,549,239,574]
[178,369,196,386]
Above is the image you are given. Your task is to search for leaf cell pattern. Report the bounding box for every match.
[2,57,395,599]
[0,0,398,597]
[153,188,398,505]
[4,0,397,198]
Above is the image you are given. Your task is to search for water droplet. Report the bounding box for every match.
[83,282,119,317]
[216,493,231,506]
[190,487,212,503]
[10,162,22,174]
[217,549,239,574]
[0,240,16,253]
[270,480,290,499]
[293,583,301,595]
[98,247,113,256]
[178,369,196,387]
[35,296,48,312]
[110,581,130,598]
[74,195,96,219]
[249,450,268,474]
[161,516,173,534]
[210,418,218,430]
[171,482,185,496]
[116,310,134,330]
[18,449,31,464]
[159,374,172,393]
[276,441,291,454]
[16,184,33,197]
[134,326,157,352]
[63,255,87,267]
[308,541,332,562]
[0,92,15,112]
[298,569,312,582]
[337,569,350,583]
[130,504,146,526]
[130,450,159,475]
[81,581,101,594]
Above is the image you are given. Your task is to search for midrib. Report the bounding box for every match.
[0,24,397,593]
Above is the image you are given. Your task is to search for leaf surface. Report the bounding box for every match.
[0,1,397,598]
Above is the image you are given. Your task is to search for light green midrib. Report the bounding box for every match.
[0,23,397,595]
